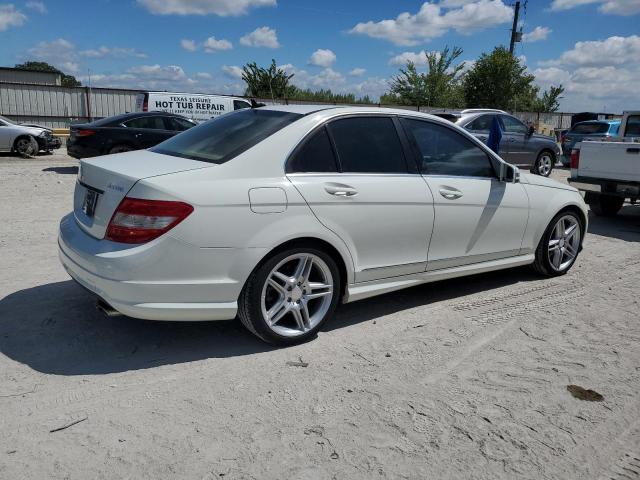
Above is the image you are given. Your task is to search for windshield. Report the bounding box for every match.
[570,123,608,135]
[0,115,15,125]
[151,109,302,164]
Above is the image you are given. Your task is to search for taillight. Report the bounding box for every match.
[570,148,580,169]
[76,129,96,137]
[142,98,148,112]
[105,198,193,244]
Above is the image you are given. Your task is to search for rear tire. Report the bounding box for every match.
[238,247,340,345]
[109,144,133,154]
[588,194,624,217]
[531,211,583,276]
[534,151,555,177]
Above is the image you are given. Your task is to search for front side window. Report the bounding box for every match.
[125,116,166,130]
[151,109,302,165]
[166,117,196,131]
[401,118,495,178]
[287,127,338,173]
[328,117,407,173]
[500,115,528,134]
[234,100,251,110]
[624,115,640,137]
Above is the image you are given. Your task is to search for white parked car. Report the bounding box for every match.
[58,106,588,344]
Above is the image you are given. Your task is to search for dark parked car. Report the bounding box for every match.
[434,109,562,177]
[67,112,197,159]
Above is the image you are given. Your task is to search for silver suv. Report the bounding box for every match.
[436,109,561,177]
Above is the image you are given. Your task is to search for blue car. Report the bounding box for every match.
[561,120,620,166]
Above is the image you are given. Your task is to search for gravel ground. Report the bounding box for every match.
[1,151,639,480]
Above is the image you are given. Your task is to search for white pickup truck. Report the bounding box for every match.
[568,111,640,216]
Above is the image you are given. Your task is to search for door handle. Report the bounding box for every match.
[439,188,463,200]
[324,183,358,197]
[626,147,640,154]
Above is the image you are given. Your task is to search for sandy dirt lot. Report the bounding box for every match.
[1,151,639,480]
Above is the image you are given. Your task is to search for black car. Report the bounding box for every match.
[67,112,197,159]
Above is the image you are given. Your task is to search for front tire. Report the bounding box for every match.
[534,151,555,177]
[588,194,624,217]
[238,247,340,344]
[14,136,39,158]
[532,211,583,276]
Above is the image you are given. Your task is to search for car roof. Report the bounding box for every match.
[573,119,620,125]
[258,104,458,121]
[88,111,191,126]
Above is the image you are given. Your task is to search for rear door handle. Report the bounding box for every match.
[439,188,463,200]
[626,147,640,154]
[324,183,358,197]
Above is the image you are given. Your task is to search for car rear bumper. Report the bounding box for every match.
[57,213,263,321]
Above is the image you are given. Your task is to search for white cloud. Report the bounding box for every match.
[129,64,188,81]
[195,72,213,79]
[549,0,640,15]
[26,1,46,13]
[349,68,366,76]
[203,36,233,52]
[0,4,27,31]
[522,26,551,43]
[534,35,640,112]
[27,38,75,65]
[540,35,640,67]
[79,46,147,58]
[349,0,512,46]
[239,26,280,48]
[137,0,276,16]
[222,65,244,78]
[389,50,429,66]
[309,49,336,67]
[181,39,197,52]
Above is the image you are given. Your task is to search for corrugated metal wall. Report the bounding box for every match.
[0,83,141,127]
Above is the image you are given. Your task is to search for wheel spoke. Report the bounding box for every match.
[307,282,332,300]
[548,239,560,250]
[553,248,562,269]
[564,223,577,237]
[300,301,311,329]
[272,271,290,283]
[268,276,286,294]
[565,242,577,258]
[291,307,306,331]
[267,299,288,326]
[294,255,313,282]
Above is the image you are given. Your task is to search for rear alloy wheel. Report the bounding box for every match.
[109,144,133,154]
[532,212,582,276]
[534,151,554,177]
[589,194,624,217]
[238,248,340,344]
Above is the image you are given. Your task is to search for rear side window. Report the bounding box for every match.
[624,115,640,137]
[287,127,338,173]
[125,116,166,130]
[151,109,302,164]
[401,118,495,178]
[571,123,608,134]
[465,114,494,131]
[328,117,407,173]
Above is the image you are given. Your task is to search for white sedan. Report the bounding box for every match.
[58,105,587,344]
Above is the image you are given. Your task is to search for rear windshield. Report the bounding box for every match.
[151,109,302,164]
[570,123,608,134]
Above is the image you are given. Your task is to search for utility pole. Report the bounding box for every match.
[509,1,521,55]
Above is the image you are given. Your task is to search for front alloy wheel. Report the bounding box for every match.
[239,247,340,344]
[532,212,582,276]
[535,152,554,177]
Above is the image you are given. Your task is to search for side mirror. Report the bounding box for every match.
[527,125,535,136]
[500,163,520,183]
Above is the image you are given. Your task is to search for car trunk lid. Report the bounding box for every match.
[74,150,209,239]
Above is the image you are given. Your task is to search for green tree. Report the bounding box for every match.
[287,87,373,104]
[463,46,536,111]
[532,85,565,113]
[241,59,294,100]
[14,61,81,87]
[384,46,466,108]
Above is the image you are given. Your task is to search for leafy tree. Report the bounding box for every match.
[463,46,537,111]
[14,61,81,87]
[242,59,294,100]
[287,87,373,104]
[532,85,565,113]
[384,46,466,108]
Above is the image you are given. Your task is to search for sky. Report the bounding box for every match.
[1,0,639,113]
